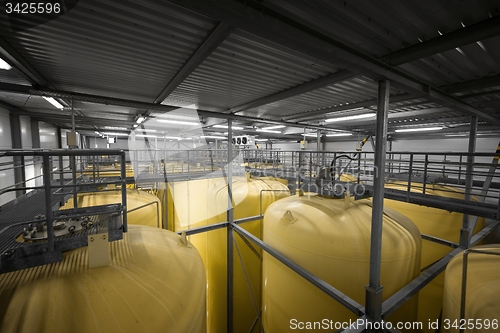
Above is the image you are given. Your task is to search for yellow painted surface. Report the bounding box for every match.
[263,194,422,332]
[0,225,206,333]
[82,163,134,178]
[383,182,485,330]
[168,176,289,333]
[62,189,162,228]
[443,245,500,333]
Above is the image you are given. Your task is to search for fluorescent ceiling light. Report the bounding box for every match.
[156,119,199,126]
[326,133,353,137]
[256,129,282,134]
[43,96,64,109]
[261,125,285,130]
[133,124,138,128]
[104,126,128,130]
[201,135,226,139]
[213,124,244,130]
[0,58,11,70]
[102,132,129,136]
[325,113,375,123]
[136,116,146,124]
[255,138,269,141]
[302,133,317,137]
[395,127,443,133]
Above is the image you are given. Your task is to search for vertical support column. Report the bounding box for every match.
[121,152,128,232]
[56,127,63,185]
[42,154,55,252]
[10,114,25,197]
[316,130,321,151]
[365,79,390,321]
[227,119,234,333]
[31,119,43,187]
[460,116,477,248]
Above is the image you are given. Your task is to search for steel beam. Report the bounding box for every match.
[227,2,500,117]
[382,15,500,66]
[227,119,234,333]
[154,22,234,104]
[0,37,50,87]
[164,0,500,125]
[229,70,356,114]
[284,94,414,122]
[365,79,390,321]
[0,84,353,131]
[441,74,500,93]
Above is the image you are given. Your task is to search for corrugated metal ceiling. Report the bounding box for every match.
[0,0,499,137]
[163,30,339,111]
[0,0,216,102]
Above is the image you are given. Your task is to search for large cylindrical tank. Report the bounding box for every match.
[0,225,206,333]
[262,194,421,332]
[442,245,500,333]
[167,175,289,333]
[62,189,162,228]
[383,182,485,331]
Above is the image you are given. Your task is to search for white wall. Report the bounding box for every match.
[274,136,500,153]
[0,107,15,206]
[39,122,58,148]
[19,116,37,192]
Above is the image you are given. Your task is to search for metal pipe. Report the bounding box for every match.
[365,79,390,321]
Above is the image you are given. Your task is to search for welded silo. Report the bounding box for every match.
[0,225,206,333]
[383,182,485,329]
[262,193,421,332]
[442,245,500,333]
[62,189,162,228]
[167,175,289,333]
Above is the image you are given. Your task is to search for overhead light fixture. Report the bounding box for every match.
[136,134,157,138]
[256,129,282,134]
[302,133,317,137]
[213,124,244,130]
[395,127,443,133]
[261,125,285,130]
[156,119,199,126]
[325,113,375,123]
[133,124,138,128]
[104,126,128,130]
[326,133,353,137]
[42,96,64,109]
[136,115,146,124]
[201,135,226,139]
[0,58,11,70]
[255,138,269,141]
[102,132,129,136]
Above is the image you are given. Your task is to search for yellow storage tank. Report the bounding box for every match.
[262,194,422,332]
[62,189,162,228]
[0,225,206,333]
[168,176,289,333]
[383,182,485,330]
[442,245,500,333]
